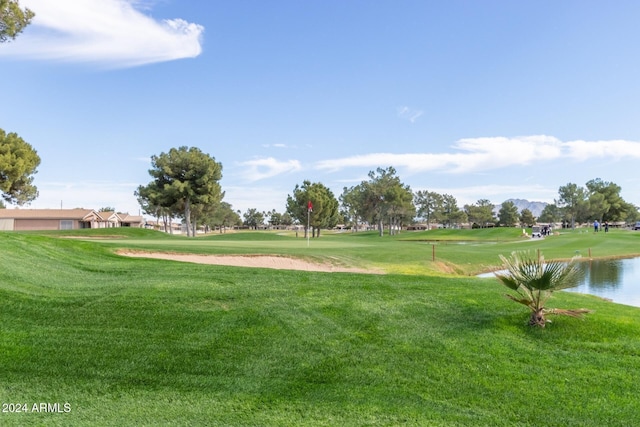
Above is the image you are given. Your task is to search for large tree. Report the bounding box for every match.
[138,146,223,237]
[287,180,339,238]
[0,0,34,43]
[0,128,40,205]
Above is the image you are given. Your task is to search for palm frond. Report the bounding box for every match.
[504,294,534,308]
[497,251,584,292]
[496,250,590,327]
[545,308,592,318]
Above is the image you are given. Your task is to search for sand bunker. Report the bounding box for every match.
[118,251,383,274]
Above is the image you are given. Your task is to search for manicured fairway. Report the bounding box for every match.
[1,229,639,426]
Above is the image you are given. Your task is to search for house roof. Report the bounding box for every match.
[120,214,144,223]
[97,211,118,221]
[0,208,97,220]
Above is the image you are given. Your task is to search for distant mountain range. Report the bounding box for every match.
[493,199,548,217]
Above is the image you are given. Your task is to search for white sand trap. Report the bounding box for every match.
[117,251,383,274]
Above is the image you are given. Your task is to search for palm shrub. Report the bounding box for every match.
[495,250,591,327]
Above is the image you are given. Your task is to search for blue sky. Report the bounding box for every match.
[1,0,639,216]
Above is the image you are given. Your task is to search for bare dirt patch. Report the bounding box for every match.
[117,251,384,274]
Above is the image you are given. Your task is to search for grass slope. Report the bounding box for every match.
[1,231,639,426]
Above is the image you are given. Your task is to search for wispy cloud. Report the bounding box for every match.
[397,106,424,123]
[223,185,291,213]
[237,157,302,182]
[0,0,204,68]
[315,135,640,173]
[564,139,640,161]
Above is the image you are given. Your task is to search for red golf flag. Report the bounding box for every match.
[307,200,313,212]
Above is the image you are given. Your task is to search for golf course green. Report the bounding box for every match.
[1,227,639,426]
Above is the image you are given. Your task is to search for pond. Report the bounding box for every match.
[566,257,640,308]
[479,257,640,308]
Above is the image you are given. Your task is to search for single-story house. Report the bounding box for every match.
[0,209,145,231]
[118,213,145,228]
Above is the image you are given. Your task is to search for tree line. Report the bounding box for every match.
[134,149,640,238]
[2,131,638,236]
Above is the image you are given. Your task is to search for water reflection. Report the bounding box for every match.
[566,258,639,308]
[577,260,623,290]
[480,257,640,308]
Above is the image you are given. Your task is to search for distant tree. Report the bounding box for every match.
[265,210,293,228]
[587,192,609,222]
[204,202,241,232]
[585,178,633,222]
[99,207,116,212]
[465,199,495,228]
[266,210,282,228]
[287,180,339,238]
[538,204,561,224]
[0,128,40,205]
[358,167,413,236]
[498,201,519,227]
[243,208,265,229]
[280,212,294,226]
[557,183,588,229]
[441,194,466,228]
[138,146,223,237]
[0,0,34,43]
[188,199,227,236]
[340,184,368,232]
[449,209,468,228]
[382,177,415,236]
[135,181,178,233]
[0,200,5,208]
[519,208,536,227]
[414,190,444,229]
[626,205,640,223]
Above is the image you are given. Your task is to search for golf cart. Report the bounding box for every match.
[531,225,542,238]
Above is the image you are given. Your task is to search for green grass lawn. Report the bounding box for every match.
[1,229,639,426]
[66,226,640,275]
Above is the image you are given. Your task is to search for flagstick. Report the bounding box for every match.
[307,207,310,247]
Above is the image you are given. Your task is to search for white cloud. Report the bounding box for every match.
[397,106,424,123]
[223,185,290,213]
[315,135,640,173]
[564,139,640,161]
[0,0,204,68]
[237,157,302,182]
